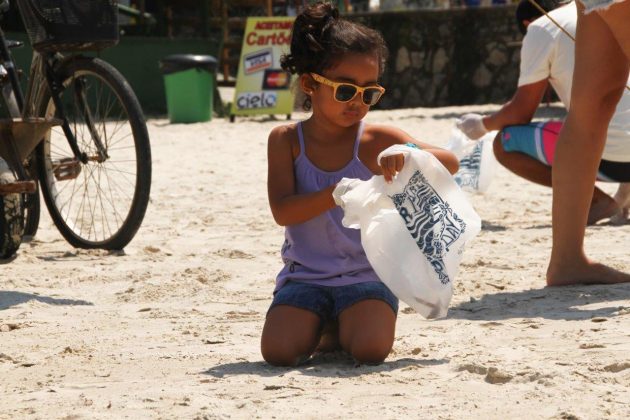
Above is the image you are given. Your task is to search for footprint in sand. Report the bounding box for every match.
[0,323,21,332]
[215,248,254,259]
[579,343,606,349]
[457,363,488,375]
[603,362,630,373]
[0,353,17,363]
[457,363,513,384]
[181,267,232,284]
[225,310,258,320]
[485,367,513,384]
[143,245,161,254]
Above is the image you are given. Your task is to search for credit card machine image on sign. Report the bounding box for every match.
[231,17,296,120]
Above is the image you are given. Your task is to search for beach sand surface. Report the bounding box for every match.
[1,104,629,419]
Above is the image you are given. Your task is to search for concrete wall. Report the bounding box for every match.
[5,5,521,116]
[351,5,522,109]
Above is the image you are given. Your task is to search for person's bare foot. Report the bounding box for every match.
[547,258,630,286]
[314,321,341,353]
[610,207,629,225]
[587,193,620,225]
[610,183,630,225]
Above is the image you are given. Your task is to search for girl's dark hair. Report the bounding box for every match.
[281,2,388,109]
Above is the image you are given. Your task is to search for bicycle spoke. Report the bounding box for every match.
[40,62,149,247]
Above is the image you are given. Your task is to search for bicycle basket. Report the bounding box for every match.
[16,0,119,52]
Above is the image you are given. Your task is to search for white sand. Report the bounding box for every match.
[1,104,629,419]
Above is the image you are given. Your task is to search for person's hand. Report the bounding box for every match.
[456,113,488,140]
[379,153,405,183]
[332,178,361,207]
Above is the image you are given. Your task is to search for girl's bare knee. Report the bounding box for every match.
[351,343,391,365]
[261,329,316,366]
[346,336,393,364]
[261,343,309,367]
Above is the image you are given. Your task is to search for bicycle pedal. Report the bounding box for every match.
[53,158,82,181]
[0,180,36,195]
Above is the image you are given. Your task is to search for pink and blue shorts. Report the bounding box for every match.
[501,121,630,182]
[579,0,626,14]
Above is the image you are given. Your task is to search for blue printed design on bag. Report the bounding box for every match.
[391,170,466,285]
[454,141,483,189]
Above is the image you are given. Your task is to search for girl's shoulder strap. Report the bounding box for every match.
[296,121,306,157]
[353,120,366,157]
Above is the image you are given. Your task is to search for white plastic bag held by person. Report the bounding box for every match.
[446,127,498,193]
[333,145,481,319]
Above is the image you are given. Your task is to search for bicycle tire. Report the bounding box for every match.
[0,159,24,259]
[36,57,151,250]
[22,158,41,240]
[22,187,40,240]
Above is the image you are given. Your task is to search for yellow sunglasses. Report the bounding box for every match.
[310,73,385,106]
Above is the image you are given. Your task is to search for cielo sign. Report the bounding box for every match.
[231,16,295,118]
[235,91,278,110]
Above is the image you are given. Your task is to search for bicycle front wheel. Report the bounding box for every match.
[37,57,151,250]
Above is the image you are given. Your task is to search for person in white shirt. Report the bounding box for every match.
[459,0,630,286]
[457,0,630,228]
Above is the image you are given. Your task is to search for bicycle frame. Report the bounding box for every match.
[0,27,23,115]
[1,33,108,181]
[0,25,29,181]
[0,0,152,252]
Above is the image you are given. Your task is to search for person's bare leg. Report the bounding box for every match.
[492,132,554,186]
[597,0,630,61]
[492,133,619,225]
[547,2,630,286]
[595,0,630,228]
[338,299,396,365]
[261,305,321,366]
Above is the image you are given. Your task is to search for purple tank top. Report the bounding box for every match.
[275,121,381,292]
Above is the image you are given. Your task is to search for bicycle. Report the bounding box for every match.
[0,0,152,258]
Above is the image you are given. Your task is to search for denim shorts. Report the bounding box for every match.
[268,281,398,324]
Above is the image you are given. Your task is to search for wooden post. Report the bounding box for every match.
[201,0,210,38]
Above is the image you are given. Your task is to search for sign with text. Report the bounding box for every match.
[231,17,296,116]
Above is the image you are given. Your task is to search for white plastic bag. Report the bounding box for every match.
[446,127,498,193]
[333,145,481,319]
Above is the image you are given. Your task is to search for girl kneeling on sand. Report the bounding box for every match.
[261,1,459,367]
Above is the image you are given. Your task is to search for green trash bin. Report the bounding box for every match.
[159,54,218,123]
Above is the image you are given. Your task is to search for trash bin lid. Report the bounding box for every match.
[159,54,218,74]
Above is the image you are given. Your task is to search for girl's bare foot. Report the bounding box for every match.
[314,321,341,353]
[547,258,630,286]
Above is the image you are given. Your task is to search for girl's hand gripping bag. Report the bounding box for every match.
[333,145,481,319]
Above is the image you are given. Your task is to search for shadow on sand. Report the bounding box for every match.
[202,355,449,379]
[449,283,630,321]
[0,291,93,310]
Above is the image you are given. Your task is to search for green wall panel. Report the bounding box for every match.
[6,33,218,116]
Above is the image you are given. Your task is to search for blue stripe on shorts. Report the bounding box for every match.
[501,123,548,164]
